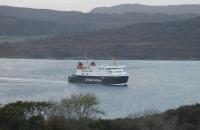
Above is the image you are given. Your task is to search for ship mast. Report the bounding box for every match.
[85,51,89,68]
[112,57,117,66]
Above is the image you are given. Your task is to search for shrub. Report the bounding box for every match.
[0,101,50,130]
[49,93,104,120]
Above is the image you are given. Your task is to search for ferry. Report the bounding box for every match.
[68,61,129,86]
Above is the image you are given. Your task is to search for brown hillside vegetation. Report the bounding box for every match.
[0,6,196,36]
[0,17,200,59]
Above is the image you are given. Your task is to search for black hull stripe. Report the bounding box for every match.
[68,75,129,85]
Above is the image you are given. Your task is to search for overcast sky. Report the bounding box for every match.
[1,0,200,12]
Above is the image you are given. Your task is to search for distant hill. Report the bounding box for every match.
[0,15,57,36]
[0,6,82,21]
[0,6,198,36]
[0,16,199,59]
[91,4,200,14]
[81,16,200,43]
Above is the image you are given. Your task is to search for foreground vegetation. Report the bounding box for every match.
[0,93,200,130]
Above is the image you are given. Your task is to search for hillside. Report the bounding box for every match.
[91,4,200,14]
[1,97,200,130]
[0,15,57,36]
[0,17,199,59]
[0,6,198,36]
[80,16,200,42]
[0,6,82,21]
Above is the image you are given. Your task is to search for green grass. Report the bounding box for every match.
[0,36,47,43]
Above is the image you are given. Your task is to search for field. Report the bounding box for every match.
[0,36,47,43]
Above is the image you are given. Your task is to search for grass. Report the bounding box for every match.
[0,36,47,43]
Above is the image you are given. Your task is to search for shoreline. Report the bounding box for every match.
[0,57,200,61]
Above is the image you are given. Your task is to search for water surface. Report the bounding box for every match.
[0,59,200,118]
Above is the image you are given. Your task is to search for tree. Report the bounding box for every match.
[0,101,50,130]
[50,93,104,120]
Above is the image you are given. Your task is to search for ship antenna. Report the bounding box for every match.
[85,51,89,67]
[112,57,117,66]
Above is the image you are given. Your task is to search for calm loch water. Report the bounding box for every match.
[0,59,200,118]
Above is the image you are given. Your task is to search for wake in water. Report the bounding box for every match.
[0,77,68,85]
